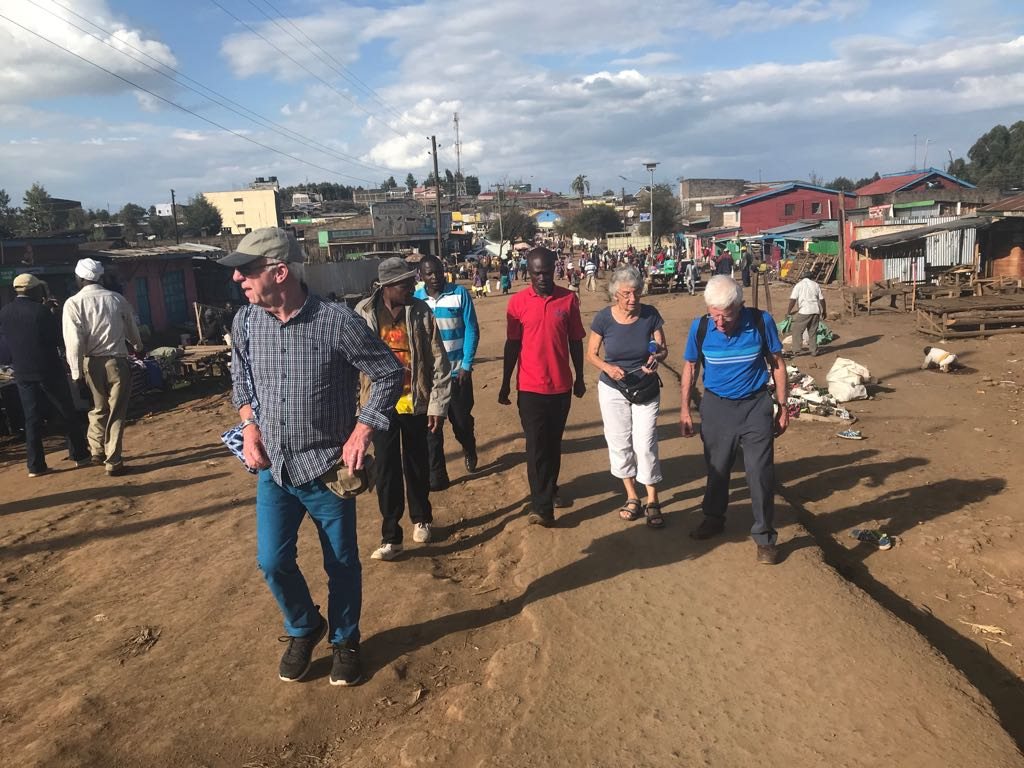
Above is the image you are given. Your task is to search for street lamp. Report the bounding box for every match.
[644,162,658,259]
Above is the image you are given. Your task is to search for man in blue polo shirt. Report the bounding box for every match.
[415,255,481,489]
[679,275,789,564]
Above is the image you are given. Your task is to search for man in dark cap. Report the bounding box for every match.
[220,227,404,687]
[0,273,90,477]
[355,257,451,561]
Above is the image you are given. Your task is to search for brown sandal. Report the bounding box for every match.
[618,499,643,521]
[644,502,665,529]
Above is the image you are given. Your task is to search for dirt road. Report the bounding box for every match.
[1,278,1022,767]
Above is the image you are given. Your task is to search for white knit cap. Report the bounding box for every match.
[75,258,105,281]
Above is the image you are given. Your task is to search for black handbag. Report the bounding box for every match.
[614,370,662,404]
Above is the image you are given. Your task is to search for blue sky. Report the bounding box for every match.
[1,0,1023,210]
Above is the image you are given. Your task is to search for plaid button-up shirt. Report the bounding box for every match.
[231,294,403,487]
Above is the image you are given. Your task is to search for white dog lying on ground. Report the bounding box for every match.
[922,346,958,372]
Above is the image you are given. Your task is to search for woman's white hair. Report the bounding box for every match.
[703,275,743,310]
[608,265,642,300]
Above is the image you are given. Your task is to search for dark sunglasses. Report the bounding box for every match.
[236,260,282,277]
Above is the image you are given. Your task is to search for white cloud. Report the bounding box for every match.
[0,1,178,102]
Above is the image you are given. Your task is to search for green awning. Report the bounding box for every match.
[892,200,935,209]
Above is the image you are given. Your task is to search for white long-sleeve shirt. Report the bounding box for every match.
[62,284,142,379]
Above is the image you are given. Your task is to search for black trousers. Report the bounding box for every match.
[699,389,777,545]
[16,376,90,474]
[517,391,572,517]
[373,412,431,545]
[427,375,477,483]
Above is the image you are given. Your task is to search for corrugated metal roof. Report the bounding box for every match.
[718,183,855,207]
[783,221,839,239]
[759,220,822,235]
[978,193,1024,213]
[855,168,975,196]
[851,216,986,250]
[83,242,225,260]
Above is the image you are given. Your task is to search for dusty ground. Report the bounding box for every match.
[1,276,1023,767]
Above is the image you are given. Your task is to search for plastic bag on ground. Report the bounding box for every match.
[827,357,871,402]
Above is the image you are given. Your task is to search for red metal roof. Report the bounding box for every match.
[855,172,928,196]
[978,193,1024,213]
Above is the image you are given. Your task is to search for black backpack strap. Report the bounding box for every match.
[695,314,710,366]
[746,307,775,369]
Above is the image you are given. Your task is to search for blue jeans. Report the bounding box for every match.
[256,469,361,644]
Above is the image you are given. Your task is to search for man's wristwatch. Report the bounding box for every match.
[240,418,258,430]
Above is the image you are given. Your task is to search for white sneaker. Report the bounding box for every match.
[370,542,403,561]
[413,522,432,543]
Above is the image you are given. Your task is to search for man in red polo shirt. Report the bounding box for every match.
[499,246,586,526]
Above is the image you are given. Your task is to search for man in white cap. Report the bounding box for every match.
[221,227,404,687]
[62,258,142,476]
[355,257,451,561]
[0,273,91,476]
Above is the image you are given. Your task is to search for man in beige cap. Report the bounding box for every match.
[62,257,142,475]
[0,273,91,476]
[355,257,451,561]
[221,227,404,687]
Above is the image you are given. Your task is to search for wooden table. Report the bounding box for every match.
[916,294,1024,339]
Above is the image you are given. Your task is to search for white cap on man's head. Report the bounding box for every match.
[75,258,104,282]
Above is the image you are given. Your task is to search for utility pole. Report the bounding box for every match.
[430,135,443,259]
[644,162,658,259]
[497,184,505,260]
[170,188,180,244]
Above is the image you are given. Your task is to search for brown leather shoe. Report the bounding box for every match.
[689,516,725,540]
[756,544,778,565]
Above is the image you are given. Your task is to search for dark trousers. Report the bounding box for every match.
[517,391,572,517]
[16,377,90,474]
[427,375,477,483]
[373,412,431,545]
[699,389,777,545]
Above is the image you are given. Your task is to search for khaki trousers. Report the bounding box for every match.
[84,356,132,468]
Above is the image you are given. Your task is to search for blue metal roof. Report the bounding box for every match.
[714,183,856,208]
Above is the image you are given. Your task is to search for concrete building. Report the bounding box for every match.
[678,179,748,223]
[202,188,281,235]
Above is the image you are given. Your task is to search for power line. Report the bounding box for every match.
[32,0,397,177]
[250,0,413,130]
[0,10,381,185]
[211,0,407,140]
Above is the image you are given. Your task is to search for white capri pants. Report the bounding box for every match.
[597,380,663,486]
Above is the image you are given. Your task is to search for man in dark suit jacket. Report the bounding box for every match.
[0,274,90,477]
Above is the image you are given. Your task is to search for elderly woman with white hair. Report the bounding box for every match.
[679,275,789,565]
[585,265,668,528]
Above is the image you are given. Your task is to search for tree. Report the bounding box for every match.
[382,176,398,190]
[601,188,615,197]
[961,121,1024,188]
[21,182,54,234]
[570,204,623,239]
[487,208,537,248]
[183,194,223,236]
[0,188,19,237]
[853,172,881,190]
[66,207,88,231]
[826,176,855,192]
[571,174,590,202]
[405,173,418,192]
[464,175,481,197]
[636,184,682,245]
[149,215,176,240]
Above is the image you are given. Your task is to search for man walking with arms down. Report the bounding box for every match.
[0,274,91,477]
[679,275,789,564]
[499,246,586,526]
[222,228,403,686]
[786,270,826,357]
[62,258,142,476]
[414,255,480,489]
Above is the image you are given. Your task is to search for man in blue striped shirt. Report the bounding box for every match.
[222,228,403,687]
[415,255,481,489]
[679,276,789,565]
